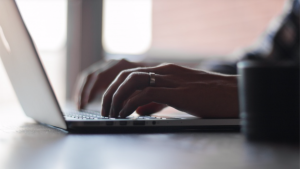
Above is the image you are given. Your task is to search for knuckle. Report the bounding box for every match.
[127,72,141,81]
[158,63,178,72]
[87,73,98,82]
[119,58,128,64]
[95,71,102,78]
[165,63,179,72]
[166,63,175,66]
[119,70,130,79]
[159,63,176,67]
[87,73,93,78]
[165,63,177,68]
[82,73,93,82]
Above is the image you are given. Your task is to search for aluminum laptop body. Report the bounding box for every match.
[0,0,239,132]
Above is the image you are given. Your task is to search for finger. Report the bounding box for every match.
[109,73,177,117]
[77,73,93,109]
[85,59,132,104]
[136,103,167,116]
[86,60,134,103]
[101,64,180,116]
[119,87,176,117]
[78,59,124,110]
[78,73,97,109]
[87,73,103,103]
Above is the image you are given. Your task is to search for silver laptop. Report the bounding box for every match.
[0,0,239,132]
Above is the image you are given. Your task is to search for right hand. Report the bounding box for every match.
[76,59,166,115]
[100,63,239,118]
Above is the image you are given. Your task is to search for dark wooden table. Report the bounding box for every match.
[0,103,298,169]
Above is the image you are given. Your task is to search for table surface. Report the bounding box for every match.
[0,103,298,169]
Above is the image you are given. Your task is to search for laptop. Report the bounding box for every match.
[0,0,239,133]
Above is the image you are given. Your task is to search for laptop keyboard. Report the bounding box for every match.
[65,110,109,120]
[64,110,167,120]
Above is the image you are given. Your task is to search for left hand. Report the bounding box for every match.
[101,63,239,118]
[75,59,139,109]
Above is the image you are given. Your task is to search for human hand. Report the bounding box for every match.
[76,59,138,109]
[101,63,239,118]
[76,59,165,115]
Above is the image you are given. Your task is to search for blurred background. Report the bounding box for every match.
[0,0,285,107]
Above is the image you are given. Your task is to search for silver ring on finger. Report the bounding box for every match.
[149,72,155,86]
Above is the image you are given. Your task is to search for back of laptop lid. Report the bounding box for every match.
[0,0,66,129]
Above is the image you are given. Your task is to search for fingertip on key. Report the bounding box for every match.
[119,109,125,118]
[109,107,115,118]
[77,102,82,110]
[80,102,85,110]
[101,109,107,117]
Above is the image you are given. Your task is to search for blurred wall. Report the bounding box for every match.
[151,0,285,58]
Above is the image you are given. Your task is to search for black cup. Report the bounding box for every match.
[238,60,299,142]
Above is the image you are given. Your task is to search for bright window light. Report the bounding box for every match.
[16,0,67,51]
[103,0,152,55]
[0,0,67,104]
